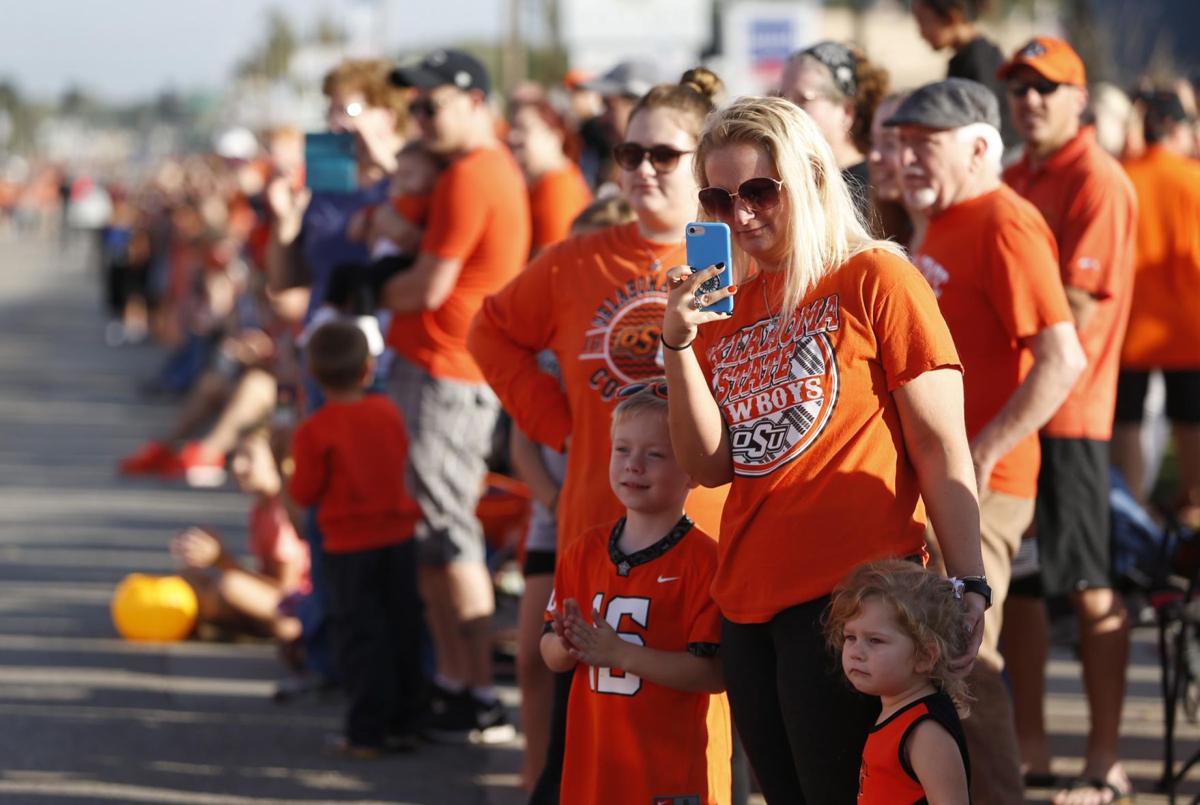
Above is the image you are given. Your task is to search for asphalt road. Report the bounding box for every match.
[0,232,1195,804]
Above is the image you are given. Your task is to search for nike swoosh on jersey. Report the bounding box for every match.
[657,575,681,583]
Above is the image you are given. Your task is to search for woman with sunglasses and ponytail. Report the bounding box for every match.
[469,67,733,803]
[661,96,988,803]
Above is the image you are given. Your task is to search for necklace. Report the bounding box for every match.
[637,228,684,275]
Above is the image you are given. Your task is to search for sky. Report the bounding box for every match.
[0,0,507,103]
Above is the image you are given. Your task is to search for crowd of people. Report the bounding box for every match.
[93,0,1200,802]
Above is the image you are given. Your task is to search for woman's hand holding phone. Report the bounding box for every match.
[662,263,737,350]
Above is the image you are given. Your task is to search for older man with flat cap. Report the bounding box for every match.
[999,37,1139,805]
[888,78,1086,804]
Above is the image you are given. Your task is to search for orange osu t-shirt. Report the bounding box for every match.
[546,519,731,805]
[913,186,1072,496]
[1005,127,1138,440]
[1120,146,1200,369]
[386,146,530,383]
[529,162,592,252]
[469,222,729,548]
[693,249,961,622]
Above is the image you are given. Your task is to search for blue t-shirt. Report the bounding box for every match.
[300,180,388,322]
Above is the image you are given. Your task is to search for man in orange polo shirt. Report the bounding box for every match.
[1117,90,1200,526]
[387,50,531,743]
[1000,37,1138,804]
[888,78,1085,805]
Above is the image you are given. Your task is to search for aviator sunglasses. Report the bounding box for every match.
[1007,77,1061,97]
[613,143,693,173]
[698,177,785,219]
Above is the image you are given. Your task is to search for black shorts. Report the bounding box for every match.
[1115,369,1200,424]
[522,549,556,577]
[1035,436,1112,596]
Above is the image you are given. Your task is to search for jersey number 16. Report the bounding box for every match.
[588,593,650,697]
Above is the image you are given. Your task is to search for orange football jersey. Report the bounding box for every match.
[546,517,731,805]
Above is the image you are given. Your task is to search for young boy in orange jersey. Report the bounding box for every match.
[288,320,425,756]
[541,381,731,805]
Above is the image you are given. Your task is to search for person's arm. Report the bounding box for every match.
[970,322,1086,490]
[662,264,736,487]
[563,600,725,693]
[380,252,462,313]
[286,425,325,508]
[1065,286,1099,331]
[510,427,560,511]
[265,176,311,293]
[893,368,986,668]
[171,527,242,573]
[467,254,571,451]
[907,720,971,805]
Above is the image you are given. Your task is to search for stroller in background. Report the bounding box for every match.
[1112,468,1200,802]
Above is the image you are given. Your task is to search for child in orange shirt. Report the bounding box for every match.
[541,381,731,805]
[825,560,971,803]
[288,320,424,756]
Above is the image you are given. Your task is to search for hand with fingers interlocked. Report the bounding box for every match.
[662,262,738,351]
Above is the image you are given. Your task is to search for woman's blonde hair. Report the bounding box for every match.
[695,96,902,319]
[824,560,971,713]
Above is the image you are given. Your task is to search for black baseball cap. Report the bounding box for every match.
[885,78,1001,130]
[390,49,491,97]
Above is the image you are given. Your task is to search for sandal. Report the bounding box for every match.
[1059,777,1135,804]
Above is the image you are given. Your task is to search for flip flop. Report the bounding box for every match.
[1060,777,1135,804]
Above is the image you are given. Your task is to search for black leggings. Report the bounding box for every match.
[722,597,879,804]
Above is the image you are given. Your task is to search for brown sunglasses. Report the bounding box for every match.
[698,177,785,218]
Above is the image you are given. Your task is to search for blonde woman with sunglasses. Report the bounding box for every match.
[661,96,987,803]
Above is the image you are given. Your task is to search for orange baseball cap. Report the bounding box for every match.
[998,36,1086,86]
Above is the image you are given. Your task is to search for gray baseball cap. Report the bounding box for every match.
[582,59,662,99]
[884,78,1001,130]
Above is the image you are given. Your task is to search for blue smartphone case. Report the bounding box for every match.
[304,132,358,193]
[685,222,734,314]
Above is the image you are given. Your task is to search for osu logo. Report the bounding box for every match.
[581,294,667,399]
[710,315,840,477]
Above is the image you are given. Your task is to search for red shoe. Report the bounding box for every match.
[178,442,227,488]
[118,441,180,476]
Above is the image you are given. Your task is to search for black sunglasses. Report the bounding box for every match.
[617,381,669,400]
[1007,77,1061,97]
[613,143,693,173]
[698,177,785,219]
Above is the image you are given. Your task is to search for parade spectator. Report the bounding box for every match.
[577,60,663,191]
[889,78,1085,804]
[910,0,1019,151]
[541,383,730,805]
[508,195,636,792]
[661,94,985,802]
[288,321,424,756]
[171,428,309,642]
[868,92,918,245]
[1117,90,1200,526]
[385,49,530,743]
[507,98,593,254]
[778,41,890,219]
[999,39,1139,805]
[470,68,731,802]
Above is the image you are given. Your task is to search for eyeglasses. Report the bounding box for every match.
[1007,77,1061,97]
[698,177,785,219]
[612,143,693,173]
[617,381,669,400]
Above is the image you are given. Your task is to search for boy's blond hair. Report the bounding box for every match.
[824,559,971,713]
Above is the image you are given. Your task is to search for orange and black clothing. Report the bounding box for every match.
[469,222,728,547]
[857,691,969,804]
[546,518,731,805]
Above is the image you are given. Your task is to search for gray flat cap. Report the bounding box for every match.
[884,78,1001,130]
[581,59,662,99]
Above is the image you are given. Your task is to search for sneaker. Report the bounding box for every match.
[179,441,227,488]
[425,691,516,745]
[118,441,181,476]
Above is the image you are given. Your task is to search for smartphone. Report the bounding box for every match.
[685,221,734,314]
[304,132,357,193]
